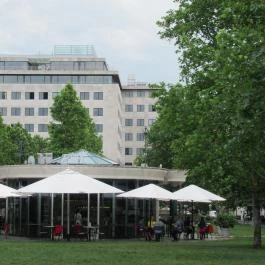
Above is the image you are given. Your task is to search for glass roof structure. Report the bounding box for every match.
[50,150,119,166]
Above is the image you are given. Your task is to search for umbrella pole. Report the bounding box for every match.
[67,193,70,240]
[97,193,100,239]
[191,201,194,240]
[87,194,90,226]
[5,197,8,224]
[50,193,54,240]
[155,199,159,222]
[61,194,64,227]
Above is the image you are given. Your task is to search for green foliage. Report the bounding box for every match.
[156,0,265,247]
[216,214,237,228]
[5,123,34,164]
[0,116,49,165]
[49,83,102,157]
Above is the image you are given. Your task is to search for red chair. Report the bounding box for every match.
[53,224,63,240]
[3,223,9,239]
[73,224,87,240]
[206,224,214,239]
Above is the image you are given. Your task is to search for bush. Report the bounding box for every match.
[215,214,237,228]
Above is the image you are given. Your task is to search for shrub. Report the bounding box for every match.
[215,214,237,228]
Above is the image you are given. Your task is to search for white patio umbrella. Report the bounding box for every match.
[171,184,225,239]
[0,183,20,198]
[117,184,173,224]
[171,184,226,202]
[117,184,173,200]
[17,169,123,238]
[0,183,21,227]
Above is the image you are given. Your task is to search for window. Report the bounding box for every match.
[25,92,34,100]
[137,91,145,97]
[124,91,134,97]
[95,124,103,133]
[24,124,34,132]
[136,133,145,141]
[0,92,7,99]
[137,119,145,126]
[38,108,48,116]
[125,104,133,112]
[80,92,89,100]
[125,148,133,155]
[125,119,133,126]
[93,92,103,100]
[31,75,45,84]
[0,107,7,116]
[148,119,156,125]
[11,107,21,116]
[125,133,133,141]
[93,108,103,116]
[137,105,145,112]
[39,92,48,100]
[136,148,145,155]
[38,124,48,132]
[52,92,59,98]
[25,108,34,116]
[11,92,21,100]
[148,104,156,112]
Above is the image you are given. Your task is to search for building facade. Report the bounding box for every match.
[0,164,185,239]
[0,45,157,165]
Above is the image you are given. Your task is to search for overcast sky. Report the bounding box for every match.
[0,0,179,84]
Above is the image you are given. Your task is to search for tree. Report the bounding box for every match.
[156,0,265,248]
[0,117,14,165]
[49,83,102,157]
[5,123,34,164]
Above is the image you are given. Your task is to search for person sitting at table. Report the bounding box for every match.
[53,223,63,240]
[145,216,156,241]
[198,216,207,240]
[183,216,193,239]
[172,216,184,241]
[153,219,165,241]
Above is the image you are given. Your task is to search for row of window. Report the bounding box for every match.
[125,148,145,156]
[125,104,156,112]
[0,107,104,117]
[21,123,103,133]
[125,133,145,141]
[0,75,113,84]
[124,90,153,98]
[0,91,104,100]
[0,61,107,71]
[125,118,155,126]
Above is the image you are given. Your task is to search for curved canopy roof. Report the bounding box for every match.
[50,150,119,166]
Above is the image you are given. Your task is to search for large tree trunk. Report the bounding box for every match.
[252,174,262,249]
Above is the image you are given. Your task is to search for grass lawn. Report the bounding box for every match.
[0,224,264,265]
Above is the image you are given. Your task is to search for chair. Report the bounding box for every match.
[153,225,165,241]
[3,223,9,239]
[73,224,87,241]
[53,224,63,240]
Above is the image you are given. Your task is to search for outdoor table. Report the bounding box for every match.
[83,226,98,241]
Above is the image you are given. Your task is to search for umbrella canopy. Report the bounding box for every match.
[16,169,123,195]
[117,184,173,200]
[172,184,226,202]
[0,183,20,198]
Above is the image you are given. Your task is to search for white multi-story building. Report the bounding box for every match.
[0,45,157,165]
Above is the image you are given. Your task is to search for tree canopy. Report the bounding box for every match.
[0,117,48,165]
[151,0,265,248]
[49,83,102,157]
